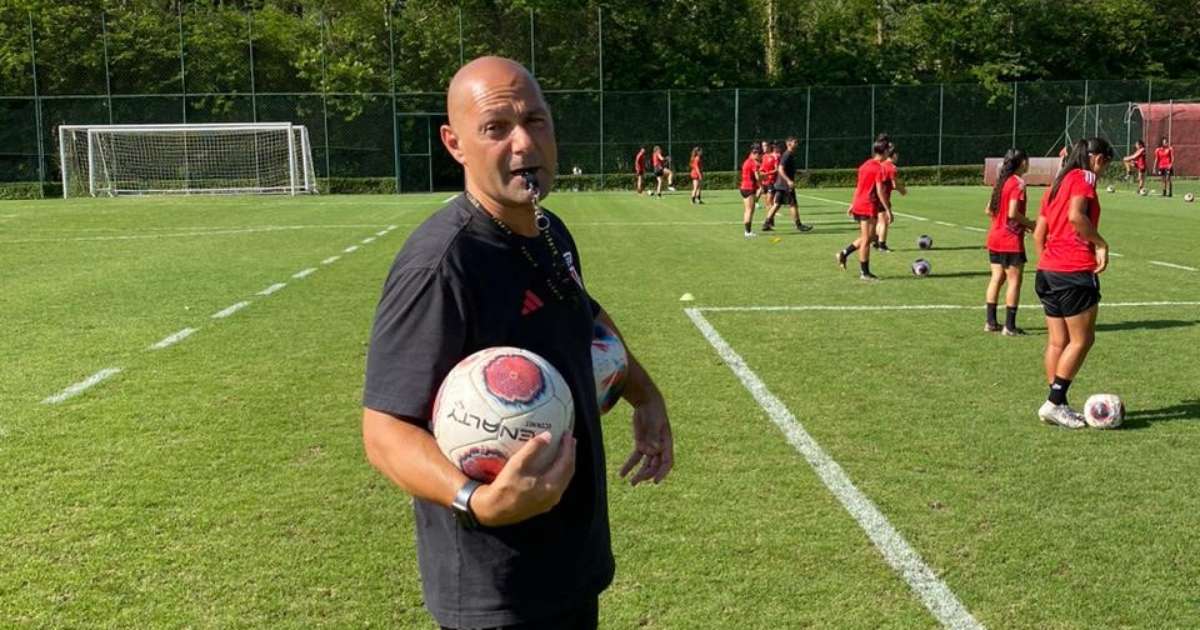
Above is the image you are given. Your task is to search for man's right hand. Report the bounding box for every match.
[470,432,576,527]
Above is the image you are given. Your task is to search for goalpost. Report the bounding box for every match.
[58,122,318,198]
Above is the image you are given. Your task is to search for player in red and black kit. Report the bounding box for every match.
[983,148,1035,336]
[1122,139,1147,195]
[634,146,647,194]
[758,143,779,227]
[836,140,891,280]
[1155,136,1174,197]
[689,146,704,204]
[651,146,674,197]
[739,144,762,238]
[1032,137,1114,429]
[872,145,905,252]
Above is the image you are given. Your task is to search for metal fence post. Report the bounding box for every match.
[387,6,400,194]
[28,10,45,198]
[457,7,464,68]
[101,10,113,124]
[937,83,944,182]
[804,86,811,169]
[1082,79,1089,137]
[870,84,875,142]
[529,9,535,77]
[248,10,257,123]
[320,13,331,184]
[1011,81,1017,148]
[732,88,739,171]
[666,89,672,166]
[597,7,604,187]
[178,2,187,123]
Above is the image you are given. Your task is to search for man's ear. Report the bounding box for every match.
[441,124,466,166]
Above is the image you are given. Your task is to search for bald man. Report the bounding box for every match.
[361,57,673,630]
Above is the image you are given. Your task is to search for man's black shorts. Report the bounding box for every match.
[653,167,664,177]
[739,188,756,199]
[1158,167,1174,176]
[1036,270,1100,318]
[989,250,1027,268]
[772,188,796,206]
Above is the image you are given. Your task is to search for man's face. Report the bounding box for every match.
[448,73,557,206]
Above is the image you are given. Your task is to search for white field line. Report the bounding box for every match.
[0,224,392,245]
[257,282,287,296]
[1150,260,1198,272]
[443,195,458,203]
[211,301,250,319]
[933,221,958,227]
[685,308,983,630]
[387,224,397,230]
[962,226,987,233]
[1110,252,1124,257]
[42,368,122,405]
[697,301,1200,313]
[361,236,376,244]
[343,245,359,254]
[292,268,317,279]
[893,212,929,222]
[148,327,198,350]
[321,255,340,265]
[375,230,388,236]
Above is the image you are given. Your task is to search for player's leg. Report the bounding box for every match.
[857,217,877,279]
[874,210,891,250]
[1002,263,1026,335]
[1166,170,1173,197]
[742,190,757,237]
[985,262,1005,332]
[666,168,675,190]
[654,173,663,197]
[789,197,811,232]
[635,173,643,194]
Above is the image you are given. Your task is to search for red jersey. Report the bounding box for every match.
[634,149,646,173]
[652,152,664,168]
[880,160,898,203]
[759,153,779,186]
[986,175,1027,254]
[1130,147,1146,171]
[850,159,884,217]
[1155,146,1173,169]
[1038,169,1101,273]
[689,155,702,179]
[739,157,759,190]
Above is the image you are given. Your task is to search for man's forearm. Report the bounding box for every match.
[362,407,467,508]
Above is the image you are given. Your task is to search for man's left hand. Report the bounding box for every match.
[619,394,673,486]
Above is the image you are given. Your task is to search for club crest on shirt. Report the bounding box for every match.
[563,251,584,289]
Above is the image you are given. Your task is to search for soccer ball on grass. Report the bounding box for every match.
[911,258,931,277]
[1083,394,1125,429]
[917,235,933,250]
[1185,193,1195,203]
[1105,185,1115,193]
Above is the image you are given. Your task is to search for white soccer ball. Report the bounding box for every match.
[917,235,933,250]
[1185,193,1195,203]
[432,347,574,482]
[1083,393,1125,429]
[1138,189,1148,196]
[911,258,931,277]
[592,320,628,415]
[1105,185,1115,193]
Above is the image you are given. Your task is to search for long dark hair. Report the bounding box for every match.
[1050,137,1115,201]
[989,148,1028,215]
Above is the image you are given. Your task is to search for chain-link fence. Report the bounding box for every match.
[3,6,1199,196]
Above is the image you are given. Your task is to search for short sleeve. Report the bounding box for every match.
[362,266,468,425]
[549,212,604,319]
[1073,171,1097,200]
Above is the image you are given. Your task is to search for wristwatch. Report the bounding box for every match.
[451,479,483,529]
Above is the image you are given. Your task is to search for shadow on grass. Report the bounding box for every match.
[897,270,994,280]
[1096,319,1199,333]
[1120,399,1200,429]
[899,246,987,252]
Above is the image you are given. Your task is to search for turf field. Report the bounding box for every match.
[3,182,1199,628]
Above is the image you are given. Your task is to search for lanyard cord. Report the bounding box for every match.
[463,191,577,304]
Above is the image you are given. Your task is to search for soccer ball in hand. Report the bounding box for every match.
[917,235,933,250]
[1105,185,1115,193]
[592,320,628,415]
[1083,393,1125,429]
[1185,193,1195,203]
[432,347,574,482]
[911,258,931,277]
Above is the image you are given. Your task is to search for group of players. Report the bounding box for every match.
[1119,136,1175,196]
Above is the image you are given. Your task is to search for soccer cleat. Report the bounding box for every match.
[876,243,892,252]
[744,231,757,239]
[1002,326,1028,337]
[1038,401,1086,429]
[836,250,847,270]
[761,224,774,231]
[984,322,1002,333]
[796,222,814,232]
[859,272,880,282]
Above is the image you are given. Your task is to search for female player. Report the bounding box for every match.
[651,146,674,197]
[836,139,891,280]
[739,144,762,238]
[1122,139,1146,195]
[1155,136,1174,197]
[873,145,905,252]
[1032,137,1114,428]
[757,141,777,213]
[983,148,1034,336]
[689,146,704,204]
[633,146,647,194]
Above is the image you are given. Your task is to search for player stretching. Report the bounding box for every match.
[1122,139,1146,195]
[689,146,704,204]
[984,148,1035,336]
[1033,138,1114,428]
[739,144,763,238]
[873,145,905,251]
[836,140,891,280]
[651,146,675,197]
[1155,136,1174,197]
[634,146,647,194]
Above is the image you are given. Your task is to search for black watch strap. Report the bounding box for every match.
[451,479,483,529]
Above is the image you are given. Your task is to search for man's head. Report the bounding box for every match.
[441,56,556,210]
[786,136,798,151]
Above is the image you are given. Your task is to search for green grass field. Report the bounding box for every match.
[3,182,1200,628]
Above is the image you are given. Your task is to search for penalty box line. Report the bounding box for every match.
[684,308,984,629]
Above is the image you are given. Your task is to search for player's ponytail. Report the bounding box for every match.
[1050,137,1113,200]
[989,148,1028,215]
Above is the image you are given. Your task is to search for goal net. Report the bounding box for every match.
[58,123,318,198]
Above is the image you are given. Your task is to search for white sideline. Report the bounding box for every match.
[962,226,987,232]
[292,268,317,279]
[697,301,1200,313]
[1150,260,1198,272]
[148,327,197,350]
[894,212,929,222]
[443,195,458,203]
[0,224,393,245]
[321,256,340,265]
[211,301,250,319]
[42,368,122,405]
[685,308,983,630]
[343,245,359,253]
[934,221,957,227]
[257,283,287,296]
[361,236,376,244]
[375,230,388,236]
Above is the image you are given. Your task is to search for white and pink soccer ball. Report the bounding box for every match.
[592,320,628,415]
[1083,394,1125,429]
[432,347,573,482]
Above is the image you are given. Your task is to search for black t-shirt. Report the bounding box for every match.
[362,195,613,628]
[774,150,797,190]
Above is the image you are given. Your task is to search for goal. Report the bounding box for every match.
[58,122,318,198]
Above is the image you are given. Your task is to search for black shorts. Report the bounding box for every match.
[1036,270,1101,318]
[852,213,875,223]
[739,188,756,199]
[989,250,1027,268]
[1158,167,1174,176]
[441,596,598,630]
[773,188,796,206]
[654,167,665,177]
